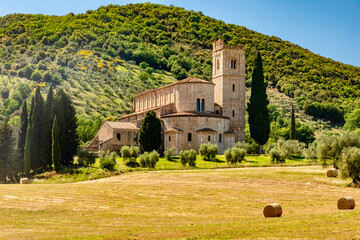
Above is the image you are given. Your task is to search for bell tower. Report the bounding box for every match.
[213,40,246,142]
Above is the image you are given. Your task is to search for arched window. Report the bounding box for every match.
[169,136,171,142]
[219,134,222,143]
[216,110,219,114]
[188,133,192,142]
[208,136,211,141]
[201,99,205,112]
[196,98,200,112]
[232,110,235,117]
[231,59,237,69]
[117,133,121,141]
[232,84,235,92]
[216,59,220,70]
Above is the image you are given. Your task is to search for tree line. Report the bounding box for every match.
[0,85,78,182]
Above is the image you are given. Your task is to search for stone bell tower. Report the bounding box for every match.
[212,39,246,142]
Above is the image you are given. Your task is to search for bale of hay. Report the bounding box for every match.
[20,178,30,184]
[263,203,282,217]
[327,168,338,178]
[337,197,355,210]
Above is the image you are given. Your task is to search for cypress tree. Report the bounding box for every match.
[290,104,296,140]
[18,101,28,162]
[24,96,34,177]
[139,111,162,152]
[30,86,43,171]
[40,84,54,169]
[52,116,61,172]
[0,118,15,183]
[247,52,270,154]
[54,89,78,167]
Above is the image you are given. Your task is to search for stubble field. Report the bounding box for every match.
[1,166,360,239]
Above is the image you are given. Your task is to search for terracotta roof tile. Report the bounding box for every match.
[105,121,139,130]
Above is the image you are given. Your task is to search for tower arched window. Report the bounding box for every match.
[196,98,200,112]
[201,99,205,112]
[219,134,222,143]
[216,59,220,70]
[232,110,235,117]
[188,133,192,142]
[231,59,237,69]
[169,136,171,142]
[232,84,235,92]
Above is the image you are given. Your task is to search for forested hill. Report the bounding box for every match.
[0,3,360,124]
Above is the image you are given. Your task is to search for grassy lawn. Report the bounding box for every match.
[2,166,360,239]
[34,154,317,183]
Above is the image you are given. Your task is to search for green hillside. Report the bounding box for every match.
[0,3,359,126]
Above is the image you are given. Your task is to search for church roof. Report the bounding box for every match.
[104,121,139,130]
[165,126,184,133]
[133,76,213,98]
[162,111,230,119]
[195,127,217,133]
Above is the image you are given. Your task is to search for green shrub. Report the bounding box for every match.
[179,149,197,167]
[224,149,232,164]
[138,150,159,168]
[100,159,116,171]
[339,147,360,185]
[130,145,139,160]
[179,150,188,166]
[77,149,96,166]
[270,148,284,163]
[164,147,177,161]
[199,143,218,161]
[121,146,131,162]
[99,150,117,171]
[231,147,246,163]
[188,149,197,167]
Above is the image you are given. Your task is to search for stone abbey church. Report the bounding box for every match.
[88,40,246,154]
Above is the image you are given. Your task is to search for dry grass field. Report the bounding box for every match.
[1,166,360,239]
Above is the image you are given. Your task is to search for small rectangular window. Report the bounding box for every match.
[117,133,121,141]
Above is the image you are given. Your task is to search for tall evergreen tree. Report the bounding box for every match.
[18,101,28,162]
[30,86,43,171]
[247,52,270,154]
[40,84,54,169]
[24,96,34,177]
[52,116,61,172]
[290,104,296,140]
[0,118,15,183]
[54,89,78,167]
[139,111,162,152]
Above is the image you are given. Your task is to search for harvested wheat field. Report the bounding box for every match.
[1,166,360,239]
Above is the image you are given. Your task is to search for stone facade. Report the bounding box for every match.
[89,40,245,154]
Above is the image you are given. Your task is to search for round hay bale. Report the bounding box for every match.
[337,197,355,210]
[20,178,30,184]
[327,168,338,178]
[263,203,282,217]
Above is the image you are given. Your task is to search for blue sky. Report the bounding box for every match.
[0,0,359,67]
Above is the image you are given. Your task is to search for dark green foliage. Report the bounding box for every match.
[0,118,15,183]
[1,3,360,131]
[52,116,61,172]
[304,102,344,124]
[248,52,270,151]
[31,71,42,81]
[99,150,117,170]
[0,88,9,99]
[76,115,103,145]
[77,149,96,166]
[199,143,218,161]
[290,104,296,140]
[17,101,27,161]
[40,84,54,169]
[139,111,162,152]
[344,109,360,131]
[54,89,79,167]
